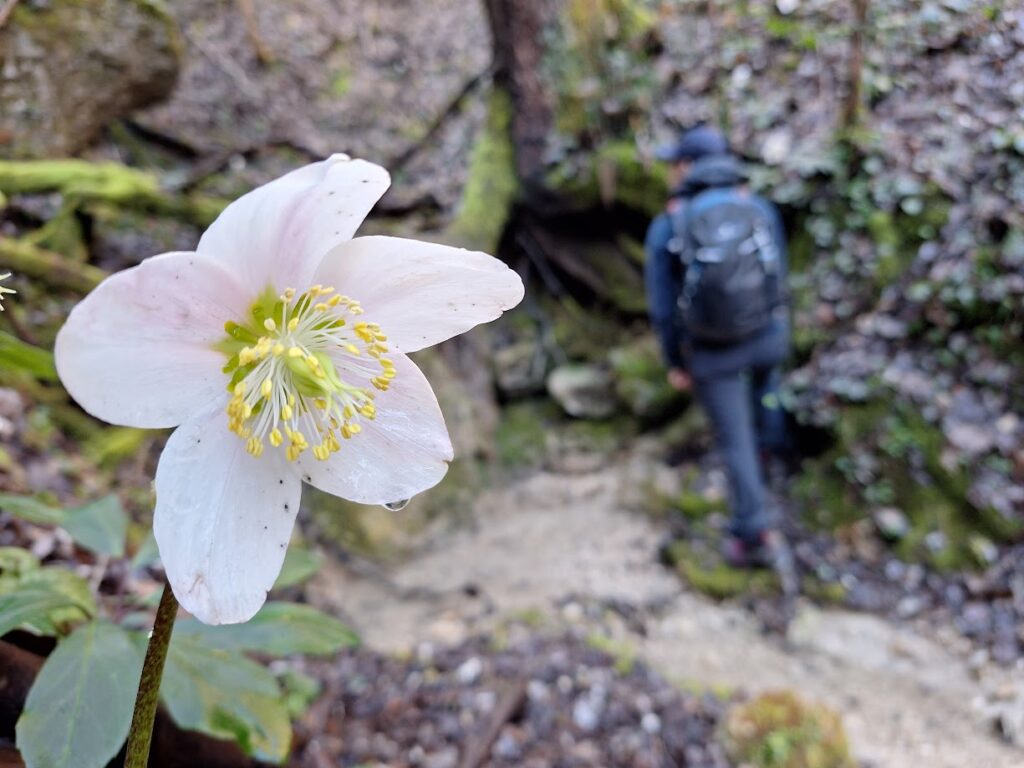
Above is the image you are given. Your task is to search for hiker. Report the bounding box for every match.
[644,124,791,568]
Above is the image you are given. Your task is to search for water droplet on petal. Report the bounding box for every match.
[383,499,410,511]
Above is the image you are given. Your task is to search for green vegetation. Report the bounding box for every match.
[724,691,855,768]
[664,541,776,600]
[794,397,1015,570]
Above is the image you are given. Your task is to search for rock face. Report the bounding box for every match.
[0,0,181,158]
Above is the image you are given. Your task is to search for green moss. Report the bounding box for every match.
[330,65,353,97]
[496,401,553,469]
[448,89,517,252]
[609,337,687,422]
[665,541,776,600]
[544,294,633,362]
[0,160,226,227]
[549,0,657,138]
[671,491,728,521]
[724,691,855,768]
[795,397,1008,570]
[585,632,637,675]
[867,192,951,290]
[545,141,667,217]
[801,579,847,605]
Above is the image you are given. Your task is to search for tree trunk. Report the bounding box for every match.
[482,0,554,185]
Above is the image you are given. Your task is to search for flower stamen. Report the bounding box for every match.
[221,286,392,462]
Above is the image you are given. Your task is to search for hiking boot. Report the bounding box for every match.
[722,530,786,570]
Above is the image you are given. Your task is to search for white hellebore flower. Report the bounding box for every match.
[56,155,524,624]
[0,272,15,310]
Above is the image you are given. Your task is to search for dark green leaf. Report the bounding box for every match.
[277,669,322,719]
[0,331,58,381]
[18,567,97,618]
[16,621,142,768]
[0,546,39,577]
[273,547,323,590]
[162,635,291,762]
[62,495,128,557]
[174,601,358,657]
[0,494,65,526]
[0,586,84,638]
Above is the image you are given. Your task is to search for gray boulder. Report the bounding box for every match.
[0,0,181,158]
[547,364,618,419]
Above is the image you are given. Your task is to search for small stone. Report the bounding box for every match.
[456,657,483,685]
[873,507,910,541]
[641,712,662,734]
[573,698,601,732]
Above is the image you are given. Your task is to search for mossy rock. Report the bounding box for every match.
[724,691,855,768]
[609,336,687,423]
[1,0,181,158]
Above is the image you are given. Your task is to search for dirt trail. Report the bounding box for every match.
[308,461,1022,768]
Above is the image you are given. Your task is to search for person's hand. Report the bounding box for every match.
[667,368,692,392]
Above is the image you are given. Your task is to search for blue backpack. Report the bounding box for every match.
[669,189,785,343]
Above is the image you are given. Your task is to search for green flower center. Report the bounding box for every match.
[219,285,393,461]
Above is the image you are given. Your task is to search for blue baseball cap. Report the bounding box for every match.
[655,125,729,163]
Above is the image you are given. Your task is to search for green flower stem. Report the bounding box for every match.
[124,582,178,768]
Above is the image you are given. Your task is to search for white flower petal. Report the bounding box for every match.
[314,236,524,353]
[197,155,390,294]
[154,401,302,625]
[55,252,249,429]
[297,353,453,505]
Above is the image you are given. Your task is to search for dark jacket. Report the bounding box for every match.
[643,155,789,376]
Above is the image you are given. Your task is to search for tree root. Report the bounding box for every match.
[0,237,105,293]
[0,160,227,228]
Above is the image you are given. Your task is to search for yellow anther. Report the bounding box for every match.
[263,318,277,332]
[314,302,328,312]
[234,382,247,396]
[261,378,273,397]
[288,346,304,358]
[288,318,299,332]
[321,286,335,294]
[281,404,293,420]
[306,354,320,368]
[310,284,323,295]
[246,437,264,457]
[348,423,362,435]
[288,394,296,406]
[328,295,342,307]
[273,343,285,356]
[314,398,327,409]
[345,343,360,355]
[269,429,283,447]
[360,403,376,418]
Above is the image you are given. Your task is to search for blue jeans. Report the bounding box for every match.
[690,319,789,542]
